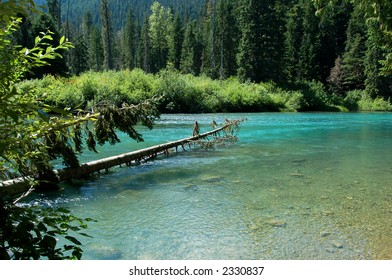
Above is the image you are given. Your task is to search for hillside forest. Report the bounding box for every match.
[1,0,392,261]
[18,0,392,111]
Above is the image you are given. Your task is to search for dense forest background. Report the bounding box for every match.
[24,0,392,104]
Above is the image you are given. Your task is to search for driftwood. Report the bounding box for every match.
[0,120,242,197]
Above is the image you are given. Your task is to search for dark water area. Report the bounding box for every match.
[23,113,392,259]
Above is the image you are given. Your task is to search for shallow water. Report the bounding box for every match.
[24,113,392,259]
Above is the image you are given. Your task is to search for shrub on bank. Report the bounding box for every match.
[19,69,391,113]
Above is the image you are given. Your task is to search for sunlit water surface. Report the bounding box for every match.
[23,113,392,260]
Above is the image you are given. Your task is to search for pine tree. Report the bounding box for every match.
[168,13,184,70]
[89,26,104,71]
[82,12,93,42]
[137,17,151,72]
[284,2,303,82]
[123,7,136,70]
[298,0,320,81]
[199,0,219,78]
[70,35,89,75]
[216,0,237,79]
[317,0,351,83]
[46,0,61,31]
[180,20,199,75]
[100,0,114,70]
[341,6,366,91]
[236,0,285,82]
[236,0,262,82]
[365,19,385,97]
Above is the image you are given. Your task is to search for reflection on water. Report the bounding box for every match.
[23,113,392,259]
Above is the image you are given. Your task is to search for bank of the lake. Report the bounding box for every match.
[22,113,392,260]
[20,69,392,114]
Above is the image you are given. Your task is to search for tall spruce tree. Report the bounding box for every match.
[180,20,199,75]
[89,25,104,71]
[216,0,238,79]
[46,0,61,31]
[317,0,351,83]
[298,0,321,81]
[236,0,284,82]
[100,0,114,70]
[284,3,303,82]
[137,17,151,72]
[340,6,366,91]
[168,13,184,70]
[236,0,263,82]
[123,7,136,70]
[70,35,89,75]
[364,19,388,97]
[82,12,93,41]
[200,0,218,78]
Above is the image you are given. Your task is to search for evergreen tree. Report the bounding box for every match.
[298,0,320,81]
[340,6,366,91]
[69,35,89,75]
[100,0,114,70]
[284,3,303,82]
[46,0,61,31]
[137,17,151,72]
[168,13,184,70]
[216,0,237,79]
[180,20,199,75]
[317,0,351,83]
[89,26,104,71]
[236,0,285,82]
[236,0,263,82]
[364,19,390,97]
[123,7,136,70]
[82,12,93,42]
[200,0,218,78]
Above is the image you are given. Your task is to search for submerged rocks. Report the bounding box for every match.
[201,176,223,183]
[247,218,287,232]
[332,241,344,249]
[266,219,287,228]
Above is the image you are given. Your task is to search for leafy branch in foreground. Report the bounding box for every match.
[0,4,159,260]
[0,202,96,260]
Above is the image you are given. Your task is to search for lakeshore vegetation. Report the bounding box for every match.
[21,0,392,112]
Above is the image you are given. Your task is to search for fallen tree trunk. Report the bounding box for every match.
[0,120,242,197]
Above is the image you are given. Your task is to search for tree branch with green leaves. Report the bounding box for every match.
[0,1,160,260]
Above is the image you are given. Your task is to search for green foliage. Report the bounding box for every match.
[344,90,392,111]
[1,2,161,261]
[0,202,95,260]
[100,0,114,70]
[30,69,378,114]
[148,2,175,73]
[291,80,343,111]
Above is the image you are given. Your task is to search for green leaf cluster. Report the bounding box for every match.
[0,2,160,260]
[0,201,95,260]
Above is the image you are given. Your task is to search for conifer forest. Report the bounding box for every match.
[23,0,392,112]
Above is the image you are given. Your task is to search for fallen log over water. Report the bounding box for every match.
[0,119,242,197]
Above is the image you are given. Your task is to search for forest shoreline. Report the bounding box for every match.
[21,69,392,114]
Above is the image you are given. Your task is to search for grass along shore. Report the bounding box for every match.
[20,69,392,113]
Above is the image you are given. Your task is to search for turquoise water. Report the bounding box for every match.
[24,113,392,259]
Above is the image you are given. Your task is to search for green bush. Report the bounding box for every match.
[344,90,392,111]
[19,69,391,113]
[270,90,306,112]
